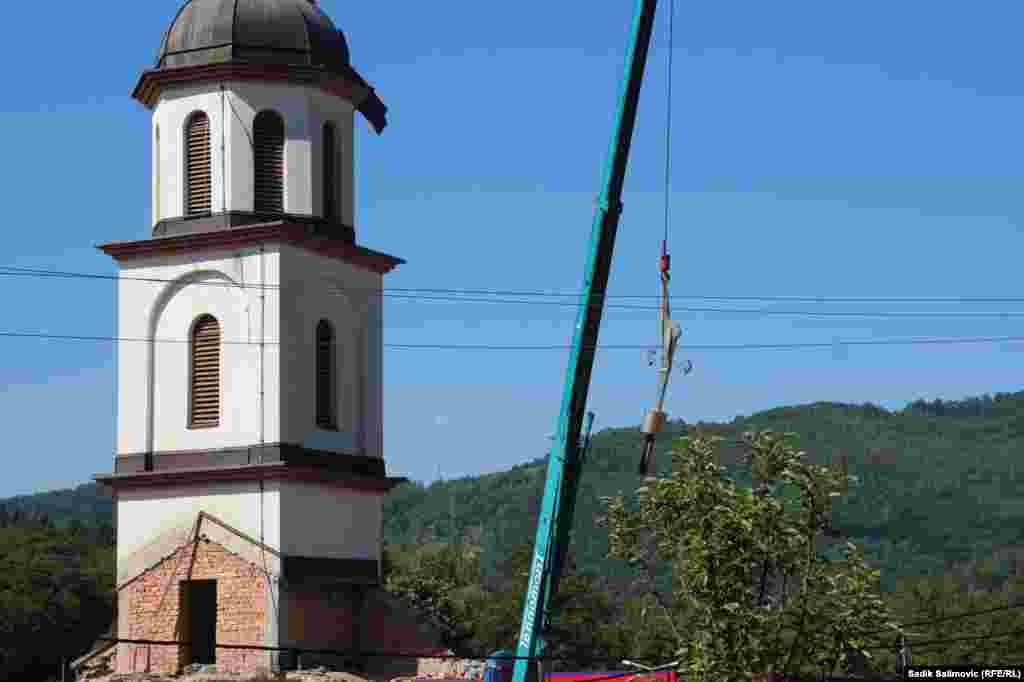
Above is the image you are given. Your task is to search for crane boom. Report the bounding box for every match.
[511,2,660,681]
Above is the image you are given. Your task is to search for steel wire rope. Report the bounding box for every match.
[662,0,674,251]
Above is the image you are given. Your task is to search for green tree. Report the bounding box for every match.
[383,539,622,666]
[383,541,489,654]
[467,540,623,667]
[600,431,898,681]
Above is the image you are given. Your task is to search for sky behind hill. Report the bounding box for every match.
[1,1,1023,497]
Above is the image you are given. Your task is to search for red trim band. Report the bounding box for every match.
[97,220,404,274]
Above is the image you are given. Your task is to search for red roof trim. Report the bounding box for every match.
[132,62,372,110]
[94,463,405,492]
[96,221,404,274]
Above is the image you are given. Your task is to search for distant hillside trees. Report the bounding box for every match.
[0,483,114,531]
[0,523,115,681]
[0,506,53,529]
[902,392,1021,418]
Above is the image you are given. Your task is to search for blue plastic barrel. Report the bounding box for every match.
[484,650,517,682]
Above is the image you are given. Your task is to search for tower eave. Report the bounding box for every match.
[132,62,388,134]
[94,463,407,493]
[96,220,405,274]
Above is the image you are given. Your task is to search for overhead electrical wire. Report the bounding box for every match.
[373,293,1024,319]
[860,602,1024,638]
[862,625,1024,651]
[3,264,1024,303]
[3,266,1024,319]
[2,329,1024,352]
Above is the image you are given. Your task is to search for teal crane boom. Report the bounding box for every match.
[511,2,660,681]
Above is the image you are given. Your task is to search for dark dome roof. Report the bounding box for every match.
[156,0,351,74]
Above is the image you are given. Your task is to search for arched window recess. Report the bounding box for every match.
[253,110,285,213]
[185,111,212,216]
[322,121,338,222]
[315,319,336,429]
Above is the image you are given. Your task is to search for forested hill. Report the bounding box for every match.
[385,390,1024,589]
[5,390,1024,590]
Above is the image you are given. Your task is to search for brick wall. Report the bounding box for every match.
[282,584,444,672]
[117,538,449,676]
[362,588,445,653]
[361,588,447,681]
[283,585,356,668]
[117,536,271,675]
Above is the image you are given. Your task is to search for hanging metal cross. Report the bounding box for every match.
[638,242,691,475]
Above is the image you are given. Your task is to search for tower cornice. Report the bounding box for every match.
[132,62,388,134]
[95,462,405,493]
[97,220,405,274]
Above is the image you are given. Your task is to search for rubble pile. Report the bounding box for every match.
[73,649,486,682]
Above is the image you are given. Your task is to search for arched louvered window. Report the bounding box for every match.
[315,319,335,428]
[189,315,221,429]
[253,110,285,213]
[185,112,211,215]
[322,122,337,221]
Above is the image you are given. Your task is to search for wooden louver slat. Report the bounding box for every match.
[186,112,211,216]
[315,320,334,428]
[254,111,285,213]
[190,315,220,428]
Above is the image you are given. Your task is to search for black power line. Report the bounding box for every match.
[5,266,1024,319]
[860,602,1024,638]
[863,625,1024,651]
[2,329,1024,352]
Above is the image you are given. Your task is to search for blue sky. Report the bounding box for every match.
[2,0,1023,497]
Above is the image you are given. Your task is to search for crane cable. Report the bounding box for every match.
[639,0,689,475]
[661,0,674,253]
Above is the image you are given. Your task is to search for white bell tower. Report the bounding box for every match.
[95,0,406,675]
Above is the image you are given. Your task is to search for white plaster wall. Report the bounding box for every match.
[278,480,381,560]
[114,241,387,458]
[152,123,161,226]
[115,246,281,455]
[308,88,355,226]
[277,243,383,458]
[116,479,281,567]
[153,81,356,228]
[152,84,229,224]
[365,295,384,459]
